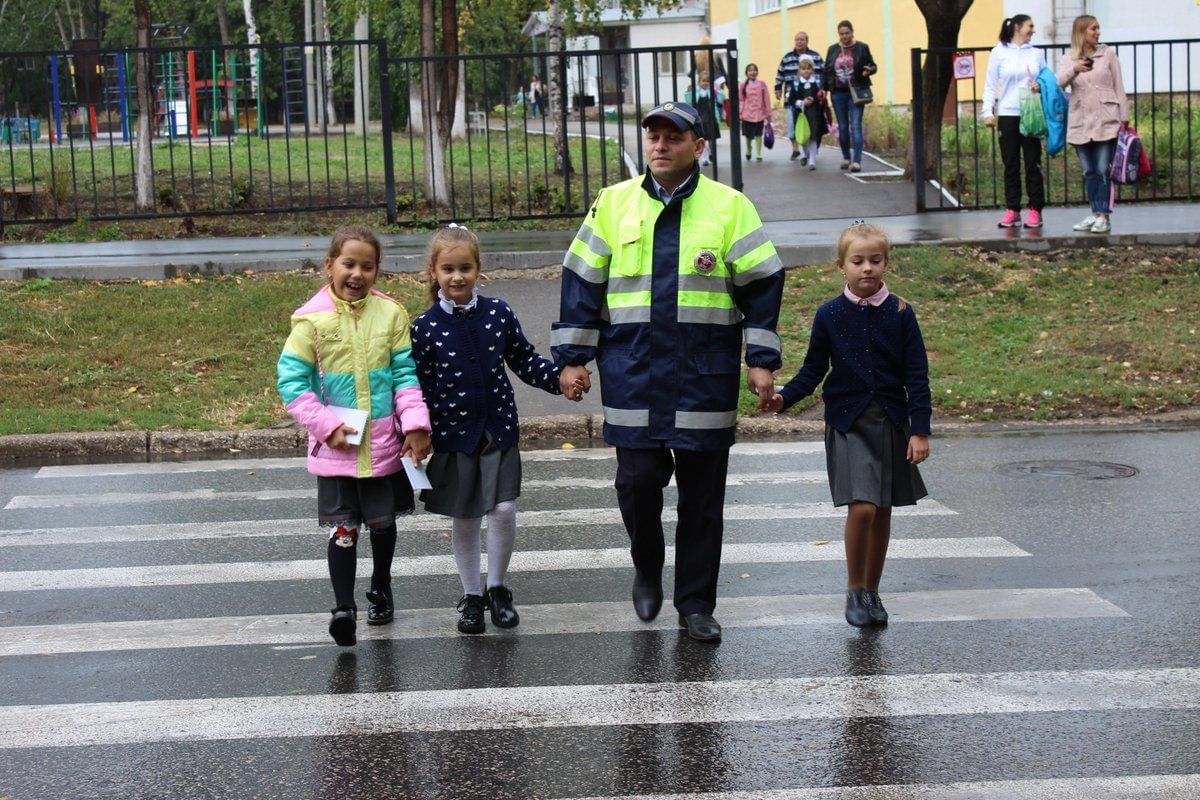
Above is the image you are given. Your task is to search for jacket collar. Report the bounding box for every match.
[327,285,372,313]
[641,163,701,205]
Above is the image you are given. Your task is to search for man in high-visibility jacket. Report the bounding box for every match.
[552,101,784,643]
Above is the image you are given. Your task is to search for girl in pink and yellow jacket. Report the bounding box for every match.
[277,224,431,647]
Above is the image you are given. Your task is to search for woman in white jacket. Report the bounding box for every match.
[981,14,1047,229]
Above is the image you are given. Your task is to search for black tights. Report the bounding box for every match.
[326,522,397,610]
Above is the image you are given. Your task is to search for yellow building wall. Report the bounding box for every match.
[711,0,1005,106]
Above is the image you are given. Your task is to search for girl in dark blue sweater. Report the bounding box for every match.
[411,225,584,634]
[765,222,931,628]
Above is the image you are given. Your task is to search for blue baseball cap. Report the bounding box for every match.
[641,101,705,138]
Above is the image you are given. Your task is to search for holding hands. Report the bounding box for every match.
[747,367,777,412]
[560,365,591,402]
[402,429,432,465]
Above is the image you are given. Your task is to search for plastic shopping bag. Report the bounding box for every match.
[1019,84,1047,139]
[793,112,811,145]
[763,120,775,149]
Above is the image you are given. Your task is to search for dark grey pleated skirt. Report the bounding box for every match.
[421,431,521,518]
[317,471,414,530]
[826,401,928,508]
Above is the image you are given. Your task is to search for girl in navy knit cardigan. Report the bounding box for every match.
[411,225,584,634]
[765,222,931,628]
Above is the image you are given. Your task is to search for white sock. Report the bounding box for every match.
[485,501,517,589]
[807,141,820,162]
[451,516,483,596]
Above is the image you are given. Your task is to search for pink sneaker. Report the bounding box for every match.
[1023,209,1043,228]
[997,209,1020,228]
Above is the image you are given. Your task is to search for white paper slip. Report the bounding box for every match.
[403,456,433,490]
[328,406,368,446]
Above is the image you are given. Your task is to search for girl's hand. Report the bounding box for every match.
[762,393,785,414]
[984,116,996,128]
[402,429,432,465]
[326,425,357,451]
[803,97,814,106]
[907,434,930,464]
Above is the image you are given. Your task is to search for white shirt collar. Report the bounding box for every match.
[438,288,479,315]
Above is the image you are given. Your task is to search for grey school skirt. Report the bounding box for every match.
[826,401,928,508]
[317,471,415,530]
[421,431,521,519]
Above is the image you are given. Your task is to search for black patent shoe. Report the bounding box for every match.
[329,606,357,646]
[678,612,722,643]
[632,571,664,621]
[456,594,487,634]
[486,585,520,628]
[845,588,872,627]
[365,588,393,625]
[863,590,889,626]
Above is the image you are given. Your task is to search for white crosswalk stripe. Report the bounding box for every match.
[0,588,1125,657]
[0,499,955,547]
[0,537,1022,591]
[3,667,1197,749]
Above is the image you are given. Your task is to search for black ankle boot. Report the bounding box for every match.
[329,605,357,646]
[844,588,872,627]
[456,594,487,634]
[365,588,393,625]
[863,590,889,625]
[486,585,520,628]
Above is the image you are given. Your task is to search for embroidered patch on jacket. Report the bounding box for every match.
[694,249,718,275]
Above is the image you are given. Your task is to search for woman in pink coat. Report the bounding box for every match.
[739,63,772,162]
[1057,15,1128,234]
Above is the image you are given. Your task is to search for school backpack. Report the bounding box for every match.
[1108,124,1147,185]
[1034,66,1068,157]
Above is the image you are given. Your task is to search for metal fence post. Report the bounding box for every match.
[726,38,743,192]
[378,40,397,225]
[911,47,926,213]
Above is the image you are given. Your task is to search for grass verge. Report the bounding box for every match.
[2,245,1197,436]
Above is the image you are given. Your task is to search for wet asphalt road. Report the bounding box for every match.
[0,429,1198,799]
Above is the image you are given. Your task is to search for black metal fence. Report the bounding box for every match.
[912,39,1199,211]
[0,39,739,230]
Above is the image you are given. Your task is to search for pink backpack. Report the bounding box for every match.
[1108,124,1150,185]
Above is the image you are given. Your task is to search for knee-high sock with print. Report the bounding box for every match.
[326,527,358,610]
[485,501,517,589]
[369,523,397,597]
[451,516,483,596]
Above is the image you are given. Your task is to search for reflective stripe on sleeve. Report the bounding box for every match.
[732,252,785,286]
[551,327,601,348]
[745,327,782,352]
[677,305,744,325]
[676,410,738,429]
[564,250,607,284]
[575,223,612,257]
[725,227,770,264]
[604,406,651,427]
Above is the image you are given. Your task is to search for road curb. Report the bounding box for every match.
[3,410,1199,463]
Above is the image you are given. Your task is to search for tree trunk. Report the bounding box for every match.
[908,0,975,181]
[437,0,458,151]
[52,4,69,50]
[547,0,570,175]
[318,0,337,128]
[214,1,235,117]
[353,9,369,136]
[134,0,154,210]
[242,0,261,102]
[419,0,446,208]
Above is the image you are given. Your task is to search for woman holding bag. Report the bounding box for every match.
[981,14,1047,229]
[1057,15,1128,234]
[823,20,876,173]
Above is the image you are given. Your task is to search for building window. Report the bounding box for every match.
[752,0,782,14]
[787,0,822,7]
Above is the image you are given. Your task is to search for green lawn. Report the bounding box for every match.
[3,245,1198,436]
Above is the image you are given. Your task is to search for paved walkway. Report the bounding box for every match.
[4,202,1198,280]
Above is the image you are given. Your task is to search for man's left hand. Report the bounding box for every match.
[747,367,776,411]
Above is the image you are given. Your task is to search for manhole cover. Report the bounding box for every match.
[995,460,1138,480]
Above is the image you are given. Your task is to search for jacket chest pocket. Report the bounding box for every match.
[612,219,644,277]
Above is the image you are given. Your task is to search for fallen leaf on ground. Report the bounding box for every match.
[811,540,829,546]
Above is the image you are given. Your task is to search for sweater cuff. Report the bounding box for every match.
[909,414,931,437]
[778,385,806,412]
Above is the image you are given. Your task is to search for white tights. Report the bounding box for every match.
[450,500,517,595]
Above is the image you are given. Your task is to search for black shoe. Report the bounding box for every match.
[486,585,520,628]
[845,588,872,627]
[800,156,808,166]
[863,590,889,626]
[365,588,393,625]
[678,612,722,643]
[790,151,801,160]
[329,606,357,646]
[632,572,663,621]
[745,152,751,161]
[456,594,487,634]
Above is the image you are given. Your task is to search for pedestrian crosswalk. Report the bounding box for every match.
[0,439,1195,798]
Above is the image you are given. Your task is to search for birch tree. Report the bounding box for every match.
[133,0,153,210]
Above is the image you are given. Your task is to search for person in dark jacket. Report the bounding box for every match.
[764,222,931,629]
[823,20,877,172]
[774,31,826,161]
